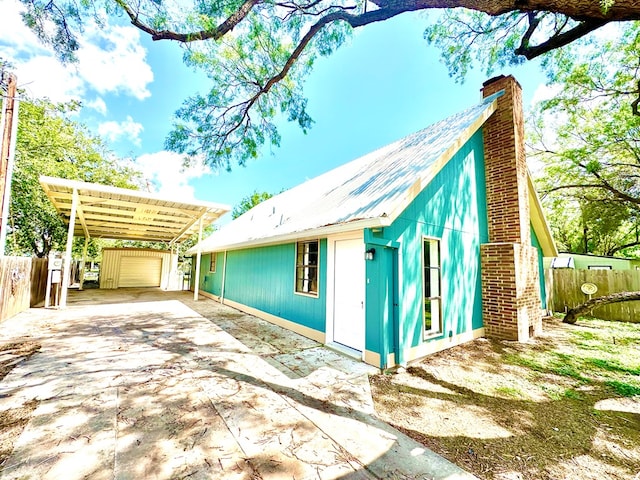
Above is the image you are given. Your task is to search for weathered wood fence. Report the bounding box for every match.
[0,257,32,322]
[0,256,50,322]
[30,258,48,307]
[548,269,640,322]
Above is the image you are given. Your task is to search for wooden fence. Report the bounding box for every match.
[548,269,640,322]
[0,256,32,322]
[30,257,48,307]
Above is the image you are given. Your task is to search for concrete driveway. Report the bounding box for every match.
[0,288,475,480]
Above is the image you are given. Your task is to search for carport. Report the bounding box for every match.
[39,175,230,307]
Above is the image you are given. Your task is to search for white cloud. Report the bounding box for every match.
[0,1,49,55]
[0,0,152,104]
[86,97,108,115]
[98,116,144,146]
[530,83,561,107]
[135,151,212,201]
[77,25,153,100]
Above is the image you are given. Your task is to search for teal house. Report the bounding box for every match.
[187,76,557,369]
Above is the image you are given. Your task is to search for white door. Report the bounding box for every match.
[118,256,162,287]
[333,239,365,352]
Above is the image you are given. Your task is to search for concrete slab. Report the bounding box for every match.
[0,288,477,480]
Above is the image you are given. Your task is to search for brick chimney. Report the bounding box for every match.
[480,75,542,341]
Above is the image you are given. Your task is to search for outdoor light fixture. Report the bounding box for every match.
[365,248,376,261]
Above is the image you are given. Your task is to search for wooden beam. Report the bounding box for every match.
[45,191,207,218]
[0,74,18,254]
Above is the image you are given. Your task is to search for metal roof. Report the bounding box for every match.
[40,176,230,244]
[187,93,500,255]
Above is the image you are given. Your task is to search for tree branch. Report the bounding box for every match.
[607,239,640,256]
[632,80,640,116]
[114,0,640,46]
[114,0,262,42]
[564,291,640,324]
[514,18,609,60]
[211,5,426,140]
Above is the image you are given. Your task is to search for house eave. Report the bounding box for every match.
[186,217,392,255]
[528,174,558,257]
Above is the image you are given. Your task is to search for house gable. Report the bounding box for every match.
[364,128,489,367]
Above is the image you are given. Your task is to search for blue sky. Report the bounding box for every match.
[1,1,547,221]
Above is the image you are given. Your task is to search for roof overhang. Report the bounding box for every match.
[528,174,558,257]
[40,176,230,244]
[185,216,392,255]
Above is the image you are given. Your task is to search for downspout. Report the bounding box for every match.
[364,229,401,368]
[220,250,227,304]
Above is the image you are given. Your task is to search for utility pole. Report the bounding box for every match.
[0,69,18,255]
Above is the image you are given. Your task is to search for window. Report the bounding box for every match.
[423,238,442,337]
[209,253,216,273]
[295,240,319,295]
[588,265,612,270]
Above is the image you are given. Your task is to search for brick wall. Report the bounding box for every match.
[480,75,542,341]
[482,75,531,245]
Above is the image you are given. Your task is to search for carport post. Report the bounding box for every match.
[78,236,89,291]
[167,243,174,291]
[60,188,78,308]
[193,216,203,301]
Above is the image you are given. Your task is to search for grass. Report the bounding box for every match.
[493,386,523,398]
[503,318,640,394]
[606,380,640,397]
[370,315,640,480]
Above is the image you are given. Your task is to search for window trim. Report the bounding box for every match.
[209,253,216,273]
[422,236,443,339]
[294,239,320,297]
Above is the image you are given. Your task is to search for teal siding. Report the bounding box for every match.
[201,252,224,296]
[364,244,396,366]
[193,253,218,295]
[365,129,488,366]
[531,227,547,309]
[198,241,327,333]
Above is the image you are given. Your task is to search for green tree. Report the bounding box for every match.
[528,24,640,257]
[232,191,274,219]
[8,98,142,257]
[18,0,640,168]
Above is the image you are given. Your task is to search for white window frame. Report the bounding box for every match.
[423,237,442,338]
[209,252,217,273]
[295,240,319,297]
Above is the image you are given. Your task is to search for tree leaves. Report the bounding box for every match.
[231,190,274,218]
[7,98,142,257]
[18,0,640,169]
[530,22,640,257]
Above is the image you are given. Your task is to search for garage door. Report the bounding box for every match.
[118,256,162,287]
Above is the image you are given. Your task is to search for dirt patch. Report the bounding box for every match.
[0,340,41,469]
[370,317,640,480]
[0,340,41,381]
[0,399,39,468]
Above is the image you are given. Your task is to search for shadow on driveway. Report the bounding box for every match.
[0,288,476,480]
